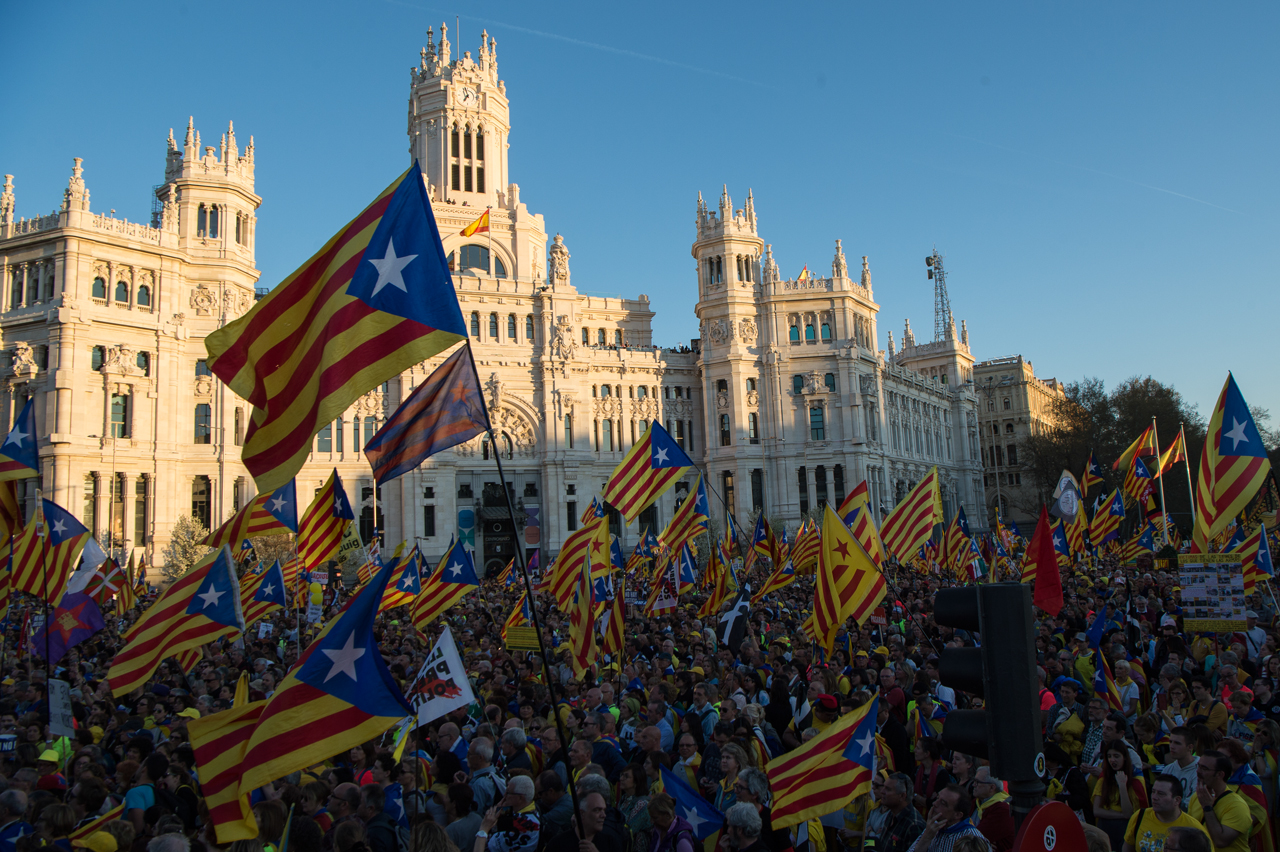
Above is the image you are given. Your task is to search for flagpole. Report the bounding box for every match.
[461,340,585,838]
[1147,416,1170,548]
[1181,423,1196,530]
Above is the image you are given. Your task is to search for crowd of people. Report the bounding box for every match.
[0,543,1273,852]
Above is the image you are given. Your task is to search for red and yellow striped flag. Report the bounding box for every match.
[1194,374,1272,549]
[567,543,597,677]
[790,520,822,576]
[412,540,478,632]
[298,470,353,574]
[813,504,886,651]
[658,476,709,556]
[547,517,607,611]
[205,163,467,494]
[68,804,125,843]
[190,701,266,842]
[878,467,942,563]
[601,576,625,659]
[767,695,878,829]
[460,209,490,237]
[1158,428,1188,476]
[1113,424,1156,471]
[602,422,694,522]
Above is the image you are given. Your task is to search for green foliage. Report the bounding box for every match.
[160,515,211,579]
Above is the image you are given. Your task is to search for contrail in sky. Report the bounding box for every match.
[946,132,1243,215]
[386,0,775,90]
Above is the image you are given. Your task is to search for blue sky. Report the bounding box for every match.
[6,2,1277,421]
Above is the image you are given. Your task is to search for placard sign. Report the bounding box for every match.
[504,626,541,651]
[1179,553,1246,632]
[48,679,75,738]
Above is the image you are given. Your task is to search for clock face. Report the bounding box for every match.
[458,87,474,105]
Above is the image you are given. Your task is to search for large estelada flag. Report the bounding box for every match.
[767,696,878,829]
[603,421,695,522]
[365,345,490,484]
[1194,373,1272,548]
[298,470,354,573]
[12,499,90,606]
[0,399,39,481]
[412,540,479,632]
[205,162,468,494]
[108,547,244,696]
[813,504,886,651]
[201,480,298,549]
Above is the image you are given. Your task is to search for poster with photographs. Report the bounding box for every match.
[1178,553,1247,632]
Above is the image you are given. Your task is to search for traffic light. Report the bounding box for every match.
[934,582,1042,786]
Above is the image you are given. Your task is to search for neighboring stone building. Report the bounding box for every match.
[0,28,986,571]
[972,355,1065,529]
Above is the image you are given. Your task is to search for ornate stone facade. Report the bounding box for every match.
[0,33,987,571]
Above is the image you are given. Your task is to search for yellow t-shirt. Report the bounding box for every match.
[1188,790,1253,852]
[1123,808,1205,852]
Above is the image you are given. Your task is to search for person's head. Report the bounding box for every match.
[1087,697,1106,722]
[723,802,762,849]
[443,783,473,818]
[535,770,564,809]
[972,767,1002,803]
[1102,713,1127,743]
[693,684,710,707]
[500,727,526,758]
[301,781,330,816]
[618,764,648,798]
[333,819,365,852]
[719,743,748,777]
[1168,727,1192,761]
[568,739,592,769]
[408,822,452,852]
[1191,676,1213,702]
[1059,681,1078,704]
[648,793,676,832]
[578,792,608,837]
[635,726,661,754]
[644,750,671,781]
[368,754,396,786]
[1196,750,1231,793]
[914,737,942,765]
[927,784,972,829]
[677,733,698,761]
[1150,774,1183,817]
[147,835,190,852]
[141,754,169,785]
[1167,679,1189,706]
[505,775,534,809]
[435,723,460,754]
[467,737,493,770]
[1164,826,1212,852]
[733,768,769,806]
[878,668,896,690]
[813,694,838,724]
[880,773,913,812]
[328,783,361,819]
[36,803,74,839]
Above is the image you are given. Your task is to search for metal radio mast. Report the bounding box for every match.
[926,249,954,341]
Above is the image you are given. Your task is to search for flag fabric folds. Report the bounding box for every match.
[241,560,288,628]
[657,765,725,845]
[84,558,124,607]
[298,470,354,573]
[1123,457,1155,505]
[501,592,532,642]
[365,345,490,484]
[813,505,886,651]
[1025,507,1063,616]
[1158,428,1188,476]
[567,541,597,677]
[659,475,709,555]
[1089,490,1126,546]
[697,540,730,619]
[1095,649,1124,713]
[459,209,490,237]
[190,700,265,843]
[379,550,422,612]
[1113,424,1156,471]
[790,520,822,576]
[108,547,245,696]
[841,481,886,568]
[601,576,625,658]
[1080,452,1104,498]
[236,558,413,796]
[602,421,695,522]
[32,591,104,665]
[546,517,607,611]
[204,162,468,494]
[1194,373,1272,548]
[878,467,943,563]
[767,696,878,829]
[202,480,299,549]
[412,540,478,632]
[0,398,39,481]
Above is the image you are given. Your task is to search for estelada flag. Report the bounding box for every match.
[602,421,695,522]
[0,399,39,481]
[460,209,490,237]
[205,162,467,494]
[202,480,298,550]
[1194,373,1272,548]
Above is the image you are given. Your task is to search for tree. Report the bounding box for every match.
[161,515,211,579]
[1023,375,1206,535]
[249,534,295,569]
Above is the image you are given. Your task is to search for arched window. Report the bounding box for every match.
[581,327,589,345]
[716,379,728,392]
[92,277,107,300]
[507,314,517,339]
[450,126,460,190]
[494,257,506,278]
[488,313,499,337]
[364,416,377,447]
[136,351,150,376]
[458,245,491,275]
[804,324,815,341]
[194,404,212,444]
[600,385,612,398]
[525,315,534,340]
[820,322,832,341]
[26,271,38,305]
[789,325,800,343]
[597,329,606,345]
[1003,397,1011,410]
[136,284,151,307]
[824,373,836,392]
[191,475,211,528]
[470,312,480,336]
[90,346,105,371]
[196,359,212,377]
[114,280,129,303]
[197,204,208,237]
[614,330,623,346]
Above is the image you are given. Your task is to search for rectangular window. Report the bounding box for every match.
[476,167,485,194]
[751,468,764,513]
[603,419,614,452]
[451,163,460,191]
[195,359,212,377]
[464,132,472,159]
[526,316,535,340]
[810,407,825,441]
[134,478,148,544]
[815,465,828,509]
[995,446,1005,466]
[564,415,573,449]
[675,419,686,449]
[234,408,244,446]
[792,375,803,394]
[423,505,436,537]
[110,393,130,439]
[194,404,211,444]
[567,502,578,532]
[834,465,845,506]
[335,418,344,453]
[797,466,809,515]
[748,412,759,444]
[593,420,600,451]
[1007,444,1019,466]
[508,315,517,338]
[364,416,376,448]
[723,471,736,519]
[464,166,473,192]
[316,422,332,452]
[720,414,731,447]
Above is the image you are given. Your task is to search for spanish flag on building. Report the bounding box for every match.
[460,209,490,237]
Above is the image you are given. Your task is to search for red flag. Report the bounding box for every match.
[1028,507,1062,616]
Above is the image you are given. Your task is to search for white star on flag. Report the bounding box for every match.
[270,495,287,512]
[449,562,463,577]
[1224,417,1250,451]
[682,807,706,834]
[260,582,275,598]
[366,237,418,297]
[52,519,67,535]
[197,584,225,609]
[654,446,669,464]
[856,729,875,757]
[3,426,27,447]
[322,632,365,682]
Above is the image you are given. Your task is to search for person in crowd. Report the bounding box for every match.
[1121,774,1205,852]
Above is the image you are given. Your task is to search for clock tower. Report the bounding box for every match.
[408,23,511,206]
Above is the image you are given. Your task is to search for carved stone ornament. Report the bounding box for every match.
[551,316,576,361]
[485,373,503,411]
[745,389,759,408]
[859,374,877,395]
[356,389,385,416]
[716,390,730,409]
[595,396,622,418]
[486,404,537,457]
[194,376,213,397]
[668,400,693,417]
[739,317,758,344]
[191,285,217,317]
[707,319,731,346]
[631,397,659,419]
[9,344,37,378]
[101,345,141,376]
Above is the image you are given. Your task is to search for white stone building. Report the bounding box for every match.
[0,28,985,572]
